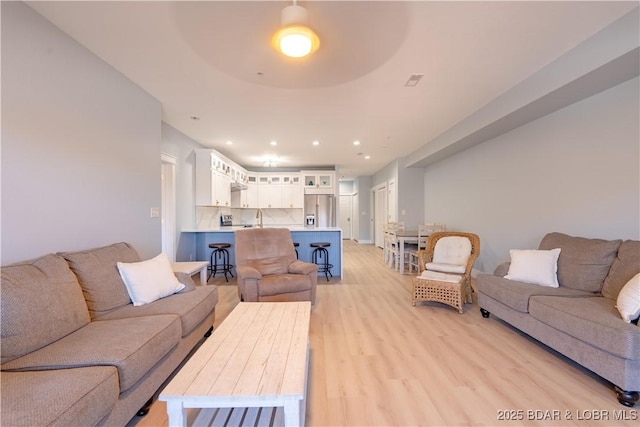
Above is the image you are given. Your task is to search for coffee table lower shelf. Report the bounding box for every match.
[184,405,285,427]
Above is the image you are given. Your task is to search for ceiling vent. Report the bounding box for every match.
[404,74,424,87]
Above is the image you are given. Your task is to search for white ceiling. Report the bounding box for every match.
[27,1,637,179]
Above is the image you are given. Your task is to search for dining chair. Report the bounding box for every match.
[408,223,430,273]
[383,222,404,270]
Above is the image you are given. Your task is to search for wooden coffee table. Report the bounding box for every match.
[159,302,311,427]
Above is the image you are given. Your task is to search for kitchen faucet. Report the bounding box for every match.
[256,208,263,228]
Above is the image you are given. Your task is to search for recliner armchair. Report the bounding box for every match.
[235,228,318,304]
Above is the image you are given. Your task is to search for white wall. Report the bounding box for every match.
[1,2,162,264]
[423,77,640,273]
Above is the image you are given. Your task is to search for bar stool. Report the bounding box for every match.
[208,243,233,282]
[293,242,300,259]
[310,242,333,281]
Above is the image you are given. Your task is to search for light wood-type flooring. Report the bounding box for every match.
[129,240,638,427]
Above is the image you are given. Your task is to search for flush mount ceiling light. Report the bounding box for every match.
[273,1,319,58]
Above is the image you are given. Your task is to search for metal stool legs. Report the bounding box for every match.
[311,244,333,281]
[208,244,233,282]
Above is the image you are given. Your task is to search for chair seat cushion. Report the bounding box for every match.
[425,262,466,274]
[94,286,218,337]
[258,274,312,297]
[418,270,462,283]
[1,315,181,393]
[0,366,118,427]
[529,296,640,359]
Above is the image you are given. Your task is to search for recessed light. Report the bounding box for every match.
[312,141,320,146]
[225,140,233,145]
[364,155,371,160]
[270,140,278,146]
[353,140,360,146]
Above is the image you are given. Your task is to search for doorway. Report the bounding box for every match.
[339,195,352,239]
[374,184,387,248]
[161,153,176,261]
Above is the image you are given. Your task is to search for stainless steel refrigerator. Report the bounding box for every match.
[304,194,336,227]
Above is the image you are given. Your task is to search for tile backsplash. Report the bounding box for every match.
[196,206,303,229]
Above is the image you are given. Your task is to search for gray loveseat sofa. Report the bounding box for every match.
[1,242,219,426]
[477,232,639,407]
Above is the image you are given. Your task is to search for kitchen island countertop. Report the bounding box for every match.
[182,226,342,232]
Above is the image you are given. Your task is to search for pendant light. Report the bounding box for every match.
[273,1,319,58]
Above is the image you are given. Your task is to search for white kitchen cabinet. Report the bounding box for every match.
[302,171,335,194]
[281,174,303,208]
[195,150,231,207]
[245,182,259,208]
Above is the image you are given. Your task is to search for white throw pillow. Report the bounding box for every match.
[117,252,185,306]
[616,273,640,323]
[504,248,561,288]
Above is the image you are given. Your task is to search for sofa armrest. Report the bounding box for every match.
[288,260,319,276]
[236,265,262,280]
[174,272,196,292]
[494,262,510,277]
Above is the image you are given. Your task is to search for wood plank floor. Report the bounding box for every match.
[129,240,638,426]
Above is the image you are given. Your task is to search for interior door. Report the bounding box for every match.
[339,195,352,239]
[352,192,359,242]
[387,179,397,222]
[375,185,387,248]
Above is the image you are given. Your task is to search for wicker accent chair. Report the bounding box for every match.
[235,228,318,304]
[412,231,480,313]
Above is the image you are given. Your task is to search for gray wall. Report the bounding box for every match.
[423,77,640,273]
[372,158,425,230]
[160,122,205,262]
[397,160,424,230]
[1,2,162,264]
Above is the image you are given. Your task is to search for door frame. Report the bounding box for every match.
[161,153,176,261]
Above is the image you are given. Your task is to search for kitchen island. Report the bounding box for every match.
[181,226,343,279]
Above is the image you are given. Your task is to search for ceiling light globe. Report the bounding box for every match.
[274,26,319,58]
[280,33,312,58]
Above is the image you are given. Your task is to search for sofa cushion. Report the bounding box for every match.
[538,232,621,292]
[1,254,90,364]
[258,274,312,297]
[528,296,640,360]
[62,242,141,319]
[476,274,593,313]
[1,315,181,393]
[601,240,640,300]
[95,285,218,337]
[0,366,118,427]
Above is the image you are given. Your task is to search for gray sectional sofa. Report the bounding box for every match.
[1,242,219,426]
[477,232,639,407]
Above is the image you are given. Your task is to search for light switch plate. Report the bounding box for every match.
[150,207,160,218]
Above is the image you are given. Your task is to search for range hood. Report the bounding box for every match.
[230,182,248,191]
